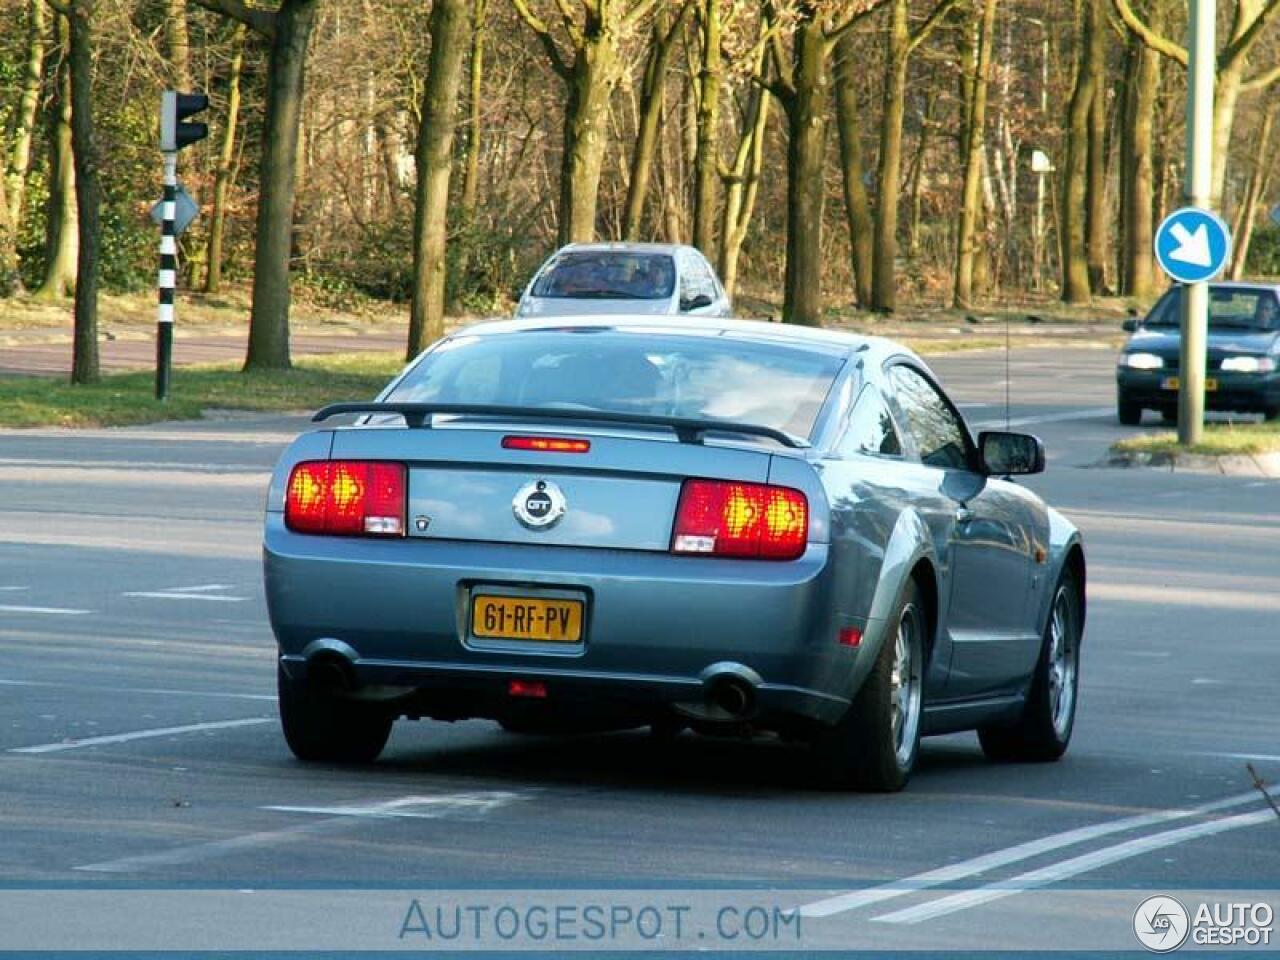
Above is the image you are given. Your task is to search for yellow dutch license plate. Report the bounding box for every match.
[1162,376,1218,391]
[471,595,583,643]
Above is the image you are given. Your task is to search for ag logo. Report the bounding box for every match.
[1134,895,1190,953]
[512,479,566,530]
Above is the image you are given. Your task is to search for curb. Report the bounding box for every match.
[1103,449,1280,478]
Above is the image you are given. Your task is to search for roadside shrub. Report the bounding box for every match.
[1245,226,1280,278]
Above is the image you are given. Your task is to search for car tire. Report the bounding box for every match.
[1158,407,1177,425]
[1263,405,1280,422]
[1117,394,1142,426]
[814,580,925,792]
[978,571,1081,763]
[277,663,393,763]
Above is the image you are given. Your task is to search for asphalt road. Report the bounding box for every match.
[1,345,1277,953]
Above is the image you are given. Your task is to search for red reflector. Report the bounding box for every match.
[839,627,863,648]
[508,679,547,698]
[671,479,808,560]
[502,435,591,454]
[285,460,406,537]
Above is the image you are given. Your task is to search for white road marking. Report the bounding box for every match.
[123,585,245,603]
[0,604,91,616]
[9,717,271,754]
[797,788,1264,918]
[0,678,275,702]
[123,592,244,603]
[75,792,525,874]
[872,808,1275,925]
[972,406,1113,430]
[1209,752,1280,763]
[264,792,523,819]
[0,586,30,592]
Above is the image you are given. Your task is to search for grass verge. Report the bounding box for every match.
[0,352,405,429]
[1111,420,1280,457]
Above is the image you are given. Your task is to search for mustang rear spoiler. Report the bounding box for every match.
[312,402,809,449]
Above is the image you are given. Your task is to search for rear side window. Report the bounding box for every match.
[679,253,719,308]
[838,386,902,459]
[887,365,971,470]
[531,252,675,300]
[386,331,846,438]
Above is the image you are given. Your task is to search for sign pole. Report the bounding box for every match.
[156,151,178,402]
[1178,0,1215,446]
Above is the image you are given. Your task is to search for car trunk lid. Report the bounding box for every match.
[327,420,778,551]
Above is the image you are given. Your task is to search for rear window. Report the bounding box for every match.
[386,331,846,438]
[530,252,675,300]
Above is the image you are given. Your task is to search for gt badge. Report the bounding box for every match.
[513,479,566,530]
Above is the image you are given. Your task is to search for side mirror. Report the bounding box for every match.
[681,293,713,312]
[979,431,1045,476]
[1122,318,1138,333]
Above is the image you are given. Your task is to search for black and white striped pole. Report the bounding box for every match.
[156,90,209,401]
[156,149,178,400]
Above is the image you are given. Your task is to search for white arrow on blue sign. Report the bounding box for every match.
[1154,206,1232,284]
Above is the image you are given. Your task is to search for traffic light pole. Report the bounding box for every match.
[156,150,178,401]
[1178,0,1215,446]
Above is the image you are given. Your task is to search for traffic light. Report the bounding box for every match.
[159,91,209,152]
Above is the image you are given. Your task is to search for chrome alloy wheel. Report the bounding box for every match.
[1047,585,1078,738]
[890,603,924,767]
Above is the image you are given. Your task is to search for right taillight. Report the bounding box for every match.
[671,479,808,560]
[285,461,406,537]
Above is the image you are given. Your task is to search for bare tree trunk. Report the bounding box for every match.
[953,0,997,309]
[781,17,827,327]
[833,32,873,309]
[407,0,469,357]
[248,0,317,370]
[559,43,618,244]
[1060,0,1094,304]
[1085,2,1108,295]
[719,72,770,299]
[660,98,682,243]
[624,9,684,239]
[1229,109,1276,279]
[460,0,488,218]
[907,90,937,258]
[63,0,101,384]
[35,12,77,302]
[691,0,720,258]
[205,24,244,294]
[165,0,193,88]
[1121,2,1161,299]
[1,0,45,292]
[871,0,909,313]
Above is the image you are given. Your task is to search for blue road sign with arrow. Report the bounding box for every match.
[1154,207,1231,284]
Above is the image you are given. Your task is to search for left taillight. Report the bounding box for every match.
[671,479,808,560]
[285,461,406,537]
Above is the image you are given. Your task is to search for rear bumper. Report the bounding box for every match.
[264,517,854,726]
[1117,369,1280,411]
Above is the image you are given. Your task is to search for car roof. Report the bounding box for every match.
[448,313,918,365]
[1207,281,1280,293]
[554,242,693,257]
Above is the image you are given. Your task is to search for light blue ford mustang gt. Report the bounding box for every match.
[264,316,1085,791]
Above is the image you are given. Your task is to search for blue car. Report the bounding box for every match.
[264,316,1085,791]
[1117,282,1280,424]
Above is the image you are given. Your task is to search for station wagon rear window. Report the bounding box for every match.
[530,252,676,300]
[387,332,846,438]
